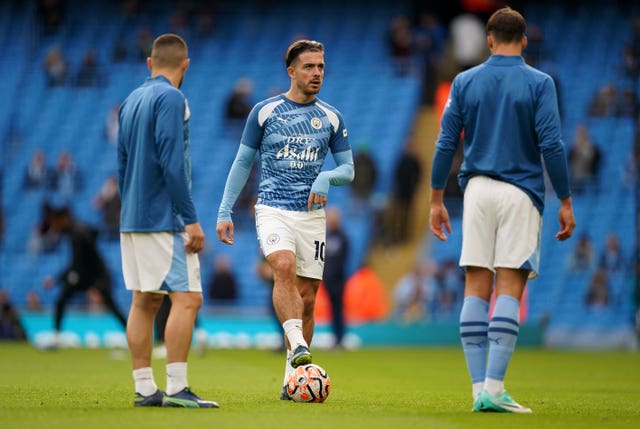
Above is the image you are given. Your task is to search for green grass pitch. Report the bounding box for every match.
[1,344,639,429]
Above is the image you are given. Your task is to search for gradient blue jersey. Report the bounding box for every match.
[241,94,350,211]
[118,75,197,232]
[431,55,571,214]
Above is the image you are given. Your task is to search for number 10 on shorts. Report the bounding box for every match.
[314,240,325,261]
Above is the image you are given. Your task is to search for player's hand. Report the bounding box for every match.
[307,192,327,211]
[429,203,451,241]
[184,222,205,253]
[556,198,576,241]
[216,221,234,245]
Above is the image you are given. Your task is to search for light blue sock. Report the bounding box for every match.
[486,295,520,383]
[460,296,489,385]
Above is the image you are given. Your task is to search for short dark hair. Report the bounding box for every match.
[285,40,324,67]
[151,33,188,69]
[486,7,526,44]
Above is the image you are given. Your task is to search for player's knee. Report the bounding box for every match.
[270,257,296,279]
[170,292,203,312]
[133,291,164,311]
[300,290,316,315]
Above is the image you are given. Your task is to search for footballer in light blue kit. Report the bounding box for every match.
[216,40,354,400]
[118,34,217,408]
[429,8,575,413]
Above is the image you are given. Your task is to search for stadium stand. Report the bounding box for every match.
[1,1,637,344]
[1,0,422,311]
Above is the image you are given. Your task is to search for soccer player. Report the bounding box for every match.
[429,8,576,413]
[216,40,354,400]
[118,33,217,408]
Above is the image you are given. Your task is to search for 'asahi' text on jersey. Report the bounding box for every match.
[240,94,350,211]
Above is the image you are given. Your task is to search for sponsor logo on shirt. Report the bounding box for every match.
[276,142,320,163]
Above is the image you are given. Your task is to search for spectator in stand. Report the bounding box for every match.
[194,3,215,39]
[74,49,105,87]
[393,261,436,322]
[622,45,639,81]
[599,233,624,274]
[93,175,121,240]
[26,290,43,312]
[50,151,82,198]
[568,233,596,272]
[105,103,120,145]
[585,268,610,308]
[37,0,66,34]
[617,88,638,118]
[136,27,153,60]
[414,11,447,105]
[434,259,464,317]
[207,255,238,304]
[225,78,254,123]
[567,123,601,193]
[224,78,254,141]
[169,8,190,38]
[112,35,128,62]
[323,207,350,348]
[523,24,545,66]
[388,15,414,76]
[449,12,486,71]
[388,140,422,243]
[588,83,618,117]
[43,46,68,87]
[23,150,53,190]
[350,143,378,214]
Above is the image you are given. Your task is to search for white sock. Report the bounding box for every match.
[166,362,188,395]
[282,319,307,350]
[282,349,294,386]
[133,367,158,396]
[484,377,504,397]
[472,382,484,399]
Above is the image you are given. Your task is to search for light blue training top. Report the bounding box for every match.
[118,75,197,232]
[218,94,354,222]
[431,55,571,214]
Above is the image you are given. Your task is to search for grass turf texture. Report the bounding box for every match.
[1,344,638,429]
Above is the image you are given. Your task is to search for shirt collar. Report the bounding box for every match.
[486,55,525,66]
[145,75,172,85]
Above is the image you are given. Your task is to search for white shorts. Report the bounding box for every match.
[460,176,542,279]
[255,204,326,280]
[120,232,202,293]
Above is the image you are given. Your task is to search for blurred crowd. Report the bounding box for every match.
[1,0,639,342]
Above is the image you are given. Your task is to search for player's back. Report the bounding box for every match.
[118,76,189,232]
[453,55,561,211]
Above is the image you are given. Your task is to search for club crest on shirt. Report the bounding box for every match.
[310,117,322,129]
[266,234,280,245]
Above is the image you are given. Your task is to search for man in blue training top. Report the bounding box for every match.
[118,33,217,408]
[429,8,576,413]
[216,40,354,400]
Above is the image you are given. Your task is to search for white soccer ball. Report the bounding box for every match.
[286,364,331,403]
